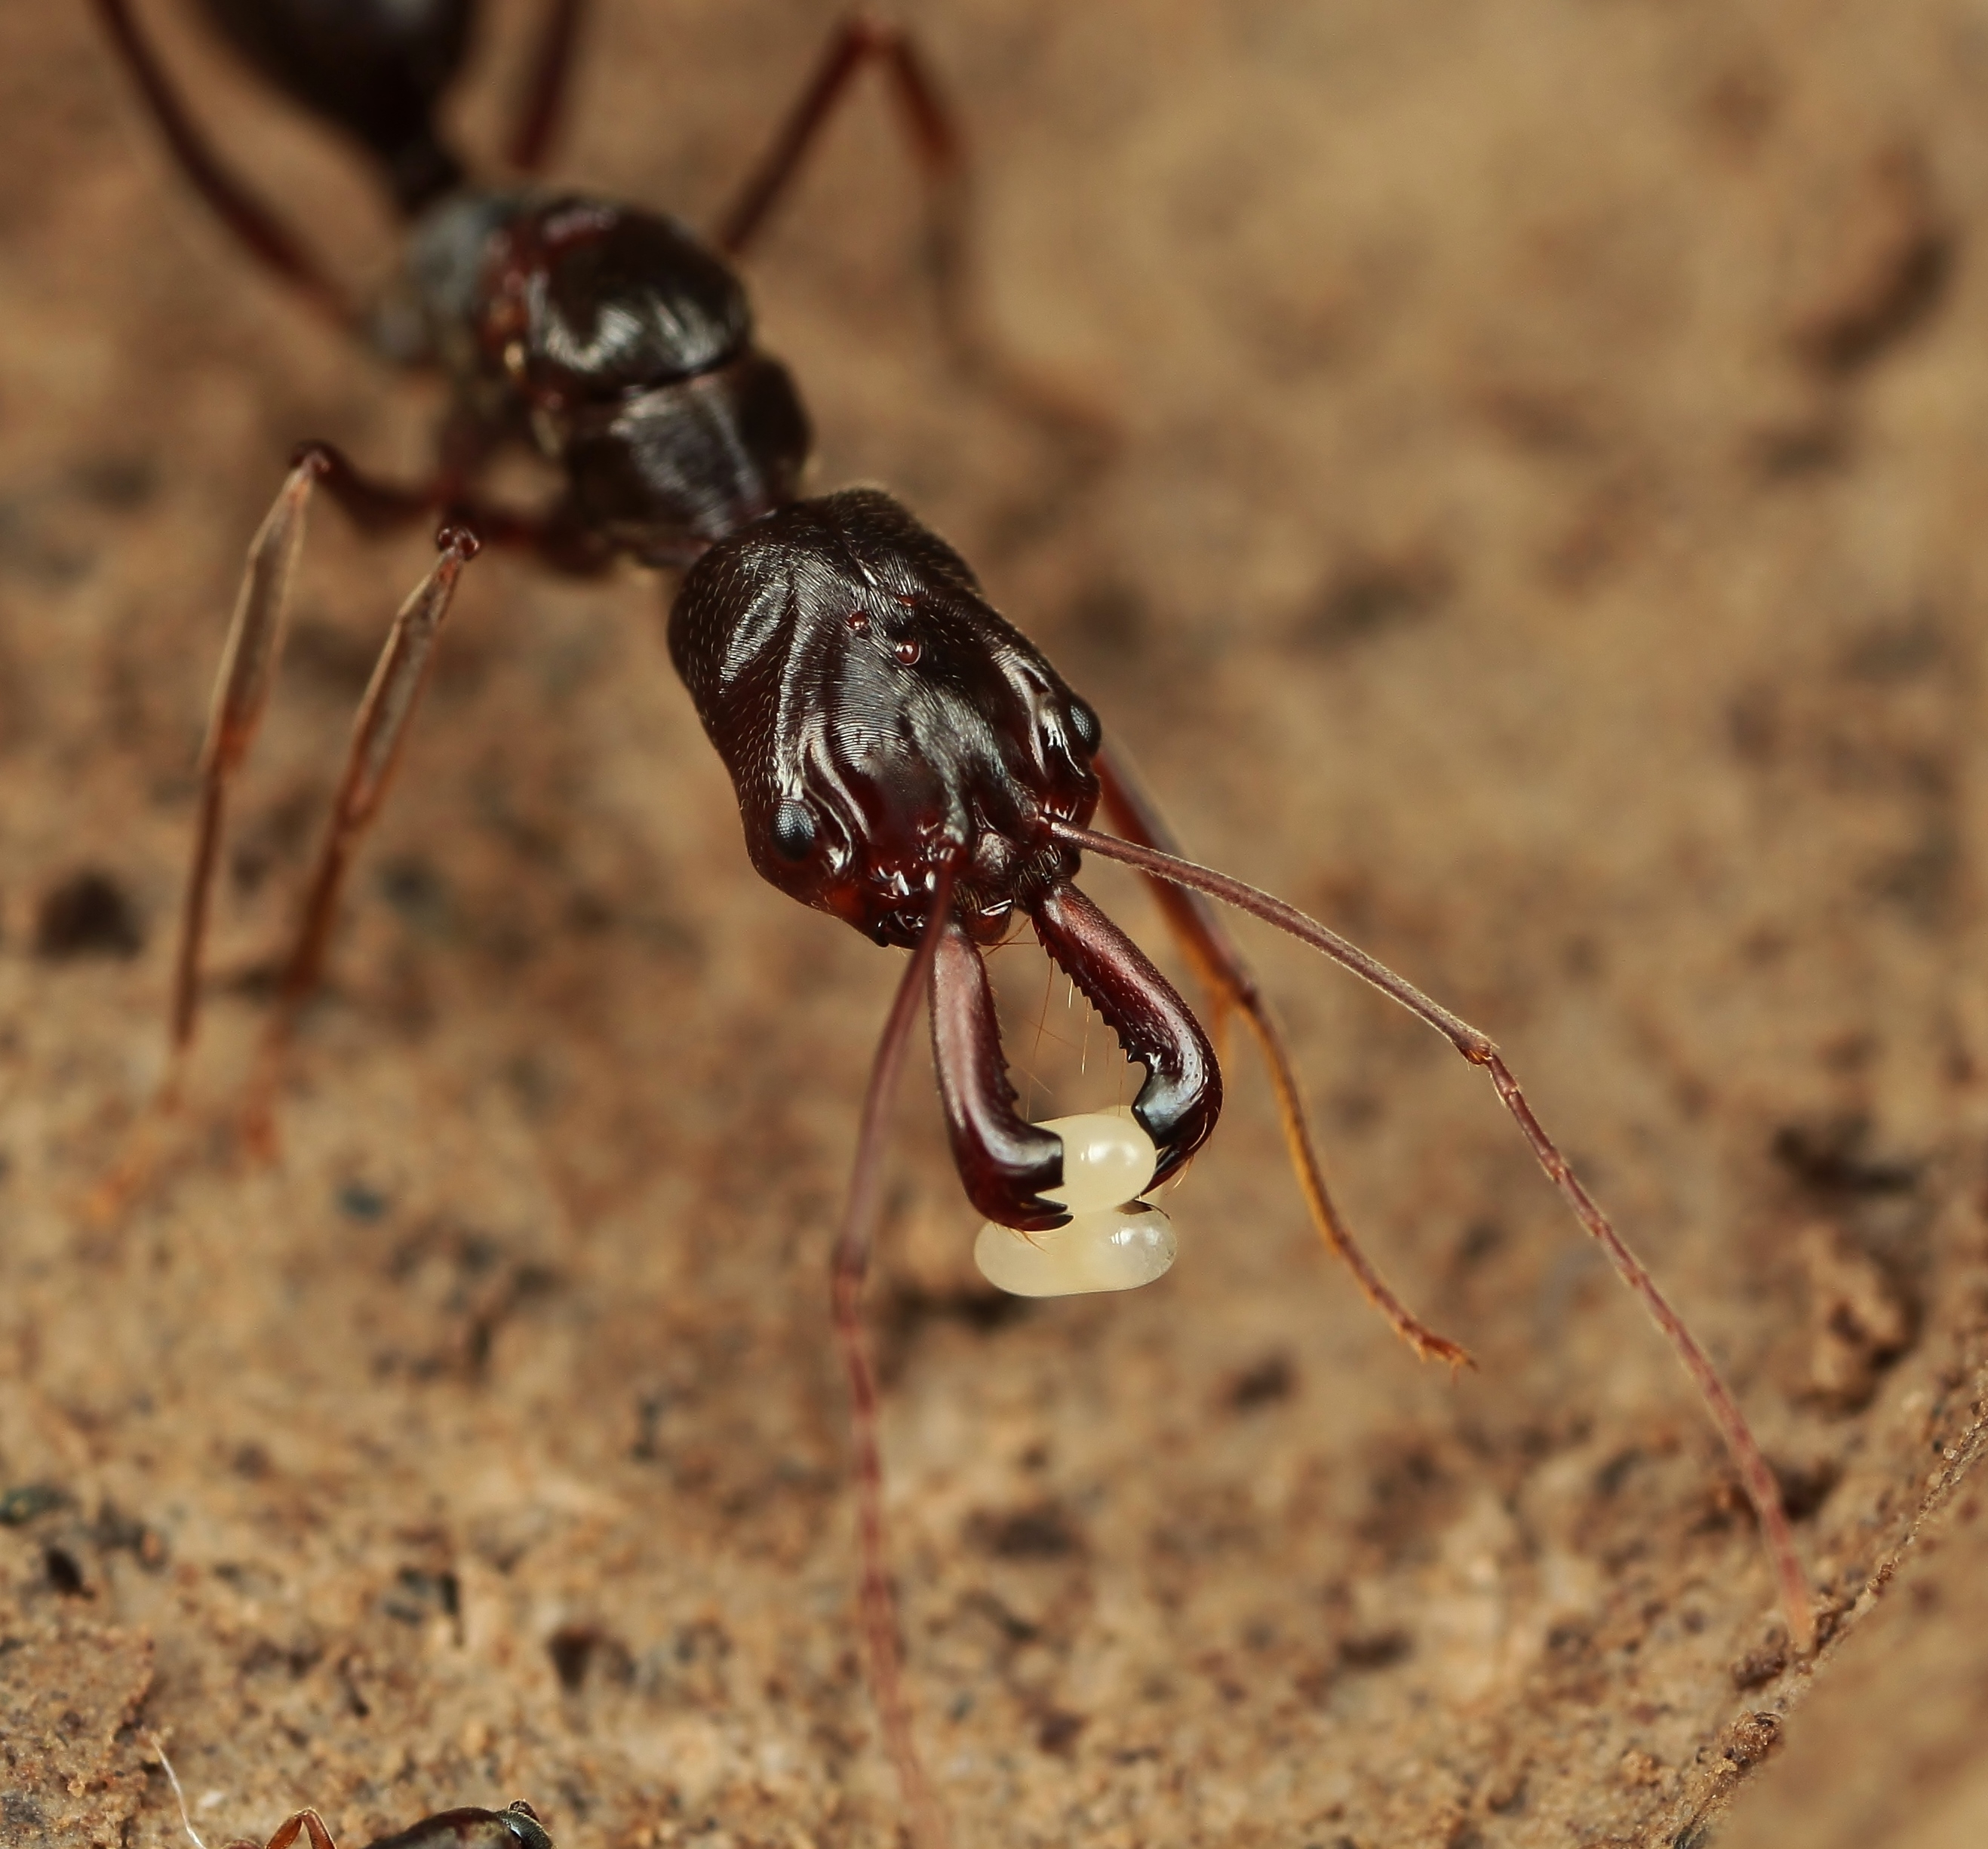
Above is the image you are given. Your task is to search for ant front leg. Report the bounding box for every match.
[829,866,961,1849]
[165,450,473,1073]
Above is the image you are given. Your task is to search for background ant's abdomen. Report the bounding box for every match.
[195,0,472,210]
[668,490,1102,941]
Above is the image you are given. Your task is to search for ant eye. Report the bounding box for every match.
[770,800,818,862]
[1066,697,1101,751]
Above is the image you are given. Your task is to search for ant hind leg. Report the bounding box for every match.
[716,14,1112,447]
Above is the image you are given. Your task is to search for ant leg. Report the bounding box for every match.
[830,862,959,1849]
[167,454,324,1073]
[505,0,589,173]
[716,16,957,263]
[1089,746,1470,1368]
[714,15,1107,439]
[92,0,356,333]
[1051,809,1817,1654]
[269,526,478,1017]
[306,438,617,572]
[240,524,478,1147]
[1030,881,1221,1187]
[929,917,1065,1229]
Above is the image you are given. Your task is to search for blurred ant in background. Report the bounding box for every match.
[98,5,1814,1844]
[151,1737,552,1849]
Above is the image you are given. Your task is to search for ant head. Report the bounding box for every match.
[671,489,1103,947]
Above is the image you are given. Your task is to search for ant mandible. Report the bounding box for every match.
[98,3,1813,1844]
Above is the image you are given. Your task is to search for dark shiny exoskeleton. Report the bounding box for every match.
[101,0,1221,1233]
[361,1802,553,1849]
[217,1798,552,1849]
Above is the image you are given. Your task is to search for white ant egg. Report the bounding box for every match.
[973,1202,1177,1297]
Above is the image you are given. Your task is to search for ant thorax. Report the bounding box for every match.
[384,187,812,561]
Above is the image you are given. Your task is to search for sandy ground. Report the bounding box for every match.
[5,2,1988,1845]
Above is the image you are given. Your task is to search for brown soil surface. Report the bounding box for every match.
[5,3,1988,1845]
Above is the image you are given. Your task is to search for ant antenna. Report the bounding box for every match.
[1051,818,1816,1654]
[149,1738,211,1849]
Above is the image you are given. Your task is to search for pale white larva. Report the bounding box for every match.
[972,1110,1178,1297]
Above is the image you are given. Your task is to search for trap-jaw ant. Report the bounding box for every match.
[150,1736,553,1849]
[98,2,1814,1843]
[220,1806,551,1849]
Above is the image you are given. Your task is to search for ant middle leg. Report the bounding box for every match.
[829,862,961,1849]
[237,521,478,1152]
[160,448,474,1109]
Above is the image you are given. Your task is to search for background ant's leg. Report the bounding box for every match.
[92,0,355,332]
[1030,881,1221,1186]
[830,865,959,1849]
[168,454,324,1072]
[237,1811,338,1849]
[241,526,477,1147]
[930,917,1067,1229]
[505,0,589,173]
[1092,745,1470,1366]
